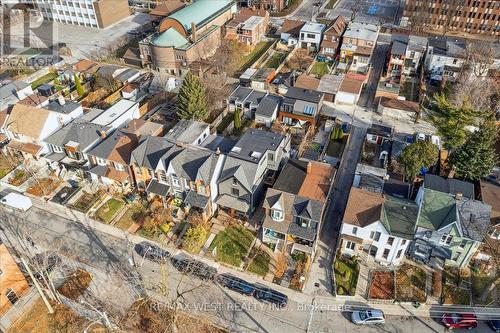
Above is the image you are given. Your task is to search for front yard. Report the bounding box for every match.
[246,249,271,276]
[208,225,255,267]
[395,263,427,302]
[93,198,125,223]
[369,270,395,300]
[68,190,105,213]
[334,255,360,296]
[471,270,499,306]
[26,176,62,197]
[442,266,471,305]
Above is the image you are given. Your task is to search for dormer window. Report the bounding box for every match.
[272,209,283,221]
[439,234,453,246]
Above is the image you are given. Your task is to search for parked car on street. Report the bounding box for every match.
[216,273,255,296]
[351,309,385,325]
[134,242,170,263]
[489,319,500,332]
[171,257,191,272]
[254,286,287,307]
[190,260,217,281]
[1,192,32,211]
[441,313,478,329]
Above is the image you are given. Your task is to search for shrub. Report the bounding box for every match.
[183,224,209,253]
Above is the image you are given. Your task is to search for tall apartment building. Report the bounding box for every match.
[403,0,500,37]
[31,0,130,29]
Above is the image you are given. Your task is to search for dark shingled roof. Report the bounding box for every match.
[146,179,170,196]
[382,197,418,240]
[273,159,308,194]
[255,95,282,118]
[424,174,475,199]
[284,86,322,104]
[184,190,209,208]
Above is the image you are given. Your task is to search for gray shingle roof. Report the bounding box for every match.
[424,174,475,199]
[458,198,491,242]
[115,68,140,82]
[229,128,285,162]
[169,147,218,183]
[228,85,253,102]
[131,136,175,169]
[45,100,81,114]
[166,119,208,144]
[284,86,322,103]
[45,121,109,151]
[255,95,281,118]
[382,197,418,240]
[184,190,209,208]
[391,34,408,56]
[428,36,466,58]
[293,196,322,221]
[146,179,170,196]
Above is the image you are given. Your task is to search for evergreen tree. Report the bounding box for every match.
[74,74,84,97]
[450,120,498,181]
[398,141,439,182]
[429,93,476,150]
[234,108,241,130]
[176,71,208,120]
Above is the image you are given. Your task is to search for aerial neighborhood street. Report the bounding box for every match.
[0,0,499,333]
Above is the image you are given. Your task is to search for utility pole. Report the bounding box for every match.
[21,257,54,314]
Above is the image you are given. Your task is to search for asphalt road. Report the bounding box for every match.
[0,206,498,333]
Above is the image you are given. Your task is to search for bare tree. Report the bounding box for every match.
[408,3,428,34]
[286,48,310,72]
[350,0,363,22]
[462,40,494,78]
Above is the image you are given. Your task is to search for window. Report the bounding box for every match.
[459,239,467,248]
[306,33,316,39]
[387,237,394,246]
[352,227,358,235]
[440,234,453,245]
[268,152,274,161]
[345,241,355,250]
[396,249,403,259]
[303,105,315,115]
[172,176,180,187]
[231,187,240,196]
[52,144,63,153]
[451,251,461,261]
[113,162,125,171]
[382,248,390,259]
[402,239,406,246]
[159,170,167,183]
[299,217,309,228]
[232,178,238,186]
[370,231,381,242]
[96,157,107,166]
[272,209,283,221]
[6,289,18,305]
[175,55,184,61]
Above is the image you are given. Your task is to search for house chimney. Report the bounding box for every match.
[215,147,221,155]
[57,95,66,105]
[99,130,107,139]
[448,165,456,179]
[191,22,197,43]
[455,192,463,200]
[307,161,312,174]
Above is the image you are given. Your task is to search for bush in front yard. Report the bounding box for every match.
[183,224,209,254]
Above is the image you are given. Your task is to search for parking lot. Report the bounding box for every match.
[327,0,402,25]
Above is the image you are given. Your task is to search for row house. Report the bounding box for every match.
[86,119,163,189]
[279,86,323,128]
[340,187,418,266]
[424,36,467,82]
[227,86,283,125]
[340,21,379,75]
[216,128,290,218]
[299,22,326,51]
[403,35,428,78]
[3,98,83,159]
[318,15,347,61]
[225,8,269,46]
[280,19,305,47]
[262,159,335,257]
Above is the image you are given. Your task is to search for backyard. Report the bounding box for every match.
[395,263,427,302]
[209,225,255,267]
[246,248,271,276]
[334,255,360,296]
[7,169,31,187]
[264,52,287,69]
[31,72,57,89]
[442,266,471,305]
[93,198,125,223]
[310,62,330,78]
[68,190,105,213]
[237,41,274,74]
[368,270,395,300]
[0,154,16,179]
[26,176,62,197]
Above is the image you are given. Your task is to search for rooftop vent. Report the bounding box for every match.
[231,146,242,154]
[250,151,262,159]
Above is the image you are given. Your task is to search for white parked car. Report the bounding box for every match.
[0,193,33,211]
[351,309,385,325]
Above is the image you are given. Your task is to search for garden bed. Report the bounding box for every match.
[68,190,104,213]
[26,177,62,197]
[247,249,271,276]
[264,52,287,69]
[93,198,125,223]
[325,138,347,158]
[7,169,31,186]
[31,72,57,89]
[237,41,274,73]
[334,255,359,296]
[395,263,427,302]
[208,225,255,267]
[369,270,395,300]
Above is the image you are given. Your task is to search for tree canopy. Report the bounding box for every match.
[450,120,498,181]
[398,141,439,182]
[428,92,476,150]
[176,71,208,121]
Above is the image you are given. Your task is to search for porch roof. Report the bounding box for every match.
[341,234,364,244]
[184,190,209,209]
[216,194,250,213]
[292,242,313,254]
[146,179,171,197]
[262,215,289,235]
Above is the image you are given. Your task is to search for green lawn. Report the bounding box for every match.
[209,225,255,267]
[247,250,271,276]
[94,198,125,223]
[31,72,57,89]
[334,256,359,296]
[114,204,145,230]
[310,62,330,78]
[216,112,234,133]
[238,41,273,73]
[264,52,286,69]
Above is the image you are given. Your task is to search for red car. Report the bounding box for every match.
[442,313,478,329]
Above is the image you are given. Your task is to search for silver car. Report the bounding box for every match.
[351,309,385,325]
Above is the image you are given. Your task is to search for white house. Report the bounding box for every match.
[339,187,418,266]
[91,99,140,129]
[425,36,466,82]
[299,22,326,51]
